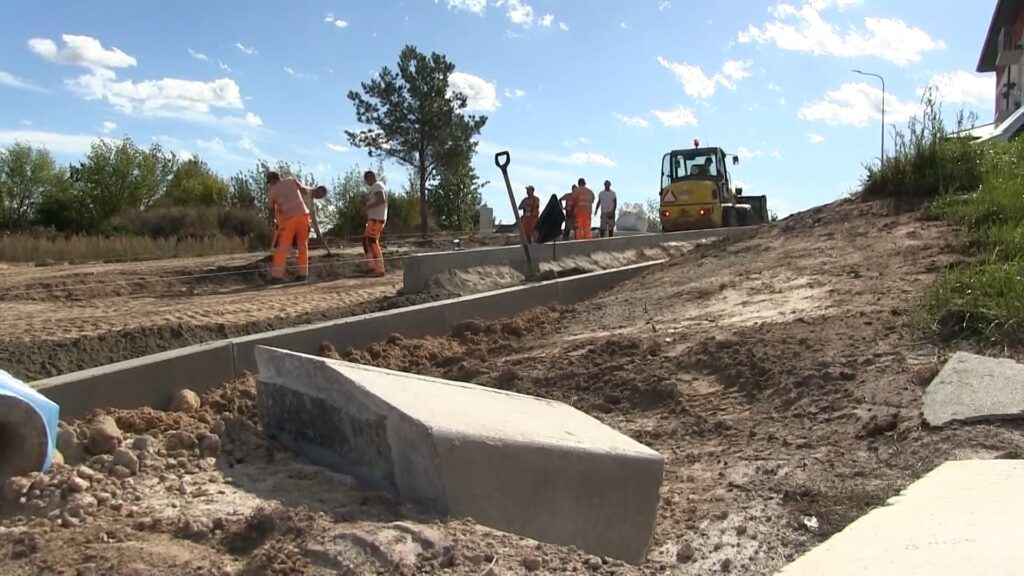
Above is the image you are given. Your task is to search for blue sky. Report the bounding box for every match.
[0,0,998,221]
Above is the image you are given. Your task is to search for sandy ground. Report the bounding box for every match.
[3,199,1024,575]
[0,235,690,381]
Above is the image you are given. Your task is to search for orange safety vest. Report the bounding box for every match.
[520,196,540,217]
[574,187,595,215]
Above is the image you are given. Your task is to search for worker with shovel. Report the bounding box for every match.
[267,171,313,284]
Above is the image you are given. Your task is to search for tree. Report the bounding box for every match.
[429,155,486,231]
[346,45,487,237]
[0,143,69,230]
[164,158,229,206]
[72,137,178,230]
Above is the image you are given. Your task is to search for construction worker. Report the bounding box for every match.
[362,170,388,276]
[518,185,540,243]
[561,185,577,240]
[267,171,312,284]
[574,178,595,240]
[596,180,617,238]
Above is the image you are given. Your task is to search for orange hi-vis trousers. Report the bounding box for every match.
[364,219,386,273]
[575,213,593,240]
[522,215,538,243]
[272,214,310,278]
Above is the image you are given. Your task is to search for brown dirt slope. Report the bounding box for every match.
[3,199,1023,575]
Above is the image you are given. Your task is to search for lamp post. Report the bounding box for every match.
[853,69,885,167]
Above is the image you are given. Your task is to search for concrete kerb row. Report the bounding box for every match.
[32,260,665,420]
[402,226,758,293]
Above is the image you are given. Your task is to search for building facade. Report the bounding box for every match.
[978,0,1024,124]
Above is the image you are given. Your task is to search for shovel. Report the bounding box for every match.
[494,151,537,278]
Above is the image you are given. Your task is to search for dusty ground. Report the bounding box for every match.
[3,199,1024,575]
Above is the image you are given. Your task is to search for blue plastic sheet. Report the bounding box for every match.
[0,370,60,471]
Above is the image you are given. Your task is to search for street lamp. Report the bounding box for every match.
[853,69,885,167]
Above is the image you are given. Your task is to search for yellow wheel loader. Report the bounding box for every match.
[658,140,768,232]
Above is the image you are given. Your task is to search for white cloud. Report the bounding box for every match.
[66,68,245,118]
[237,137,261,155]
[659,1,671,10]
[562,137,590,146]
[559,22,569,31]
[28,35,136,70]
[736,146,764,159]
[436,0,487,13]
[779,97,788,106]
[21,120,32,126]
[798,82,919,126]
[771,150,783,159]
[196,137,226,154]
[809,133,826,143]
[651,105,699,127]
[100,121,117,134]
[324,14,350,28]
[448,71,500,111]
[504,88,527,99]
[657,57,753,98]
[497,0,534,27]
[245,112,262,127]
[218,60,232,73]
[0,71,42,92]
[234,43,258,56]
[621,22,628,29]
[738,0,945,66]
[613,112,651,128]
[0,129,102,155]
[768,81,782,92]
[539,14,555,27]
[283,66,318,80]
[567,152,616,167]
[188,48,208,62]
[326,143,350,153]
[919,71,992,107]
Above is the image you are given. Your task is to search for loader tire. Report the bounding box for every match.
[723,207,738,228]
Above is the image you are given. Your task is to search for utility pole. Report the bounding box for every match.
[853,69,886,167]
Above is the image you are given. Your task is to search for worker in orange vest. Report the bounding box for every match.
[573,178,596,240]
[518,185,540,243]
[560,184,577,240]
[267,171,312,284]
[362,170,388,276]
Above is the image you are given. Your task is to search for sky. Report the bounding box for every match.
[0,0,999,222]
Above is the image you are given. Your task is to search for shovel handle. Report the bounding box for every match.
[494,151,511,170]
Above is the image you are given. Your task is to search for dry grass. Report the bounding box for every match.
[0,233,250,264]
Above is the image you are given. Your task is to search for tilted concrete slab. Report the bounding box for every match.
[923,352,1024,426]
[777,460,1024,576]
[254,346,664,564]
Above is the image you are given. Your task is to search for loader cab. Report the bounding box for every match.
[659,141,743,232]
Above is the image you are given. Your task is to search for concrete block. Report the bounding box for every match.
[923,352,1024,426]
[255,347,664,563]
[32,342,235,420]
[777,460,1024,575]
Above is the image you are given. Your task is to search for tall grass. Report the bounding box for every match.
[0,233,250,264]
[860,89,983,200]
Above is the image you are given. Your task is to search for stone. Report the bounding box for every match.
[255,347,664,564]
[56,428,79,454]
[67,494,98,518]
[86,416,122,455]
[132,435,155,452]
[67,476,89,493]
[112,449,140,475]
[676,542,695,563]
[163,431,197,452]
[198,434,221,458]
[586,556,604,570]
[720,558,733,572]
[523,556,543,572]
[76,465,99,481]
[0,394,50,478]
[51,450,65,467]
[923,352,1024,426]
[3,476,32,502]
[169,389,201,413]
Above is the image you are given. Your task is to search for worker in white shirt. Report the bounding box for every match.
[596,180,618,238]
[362,170,388,276]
